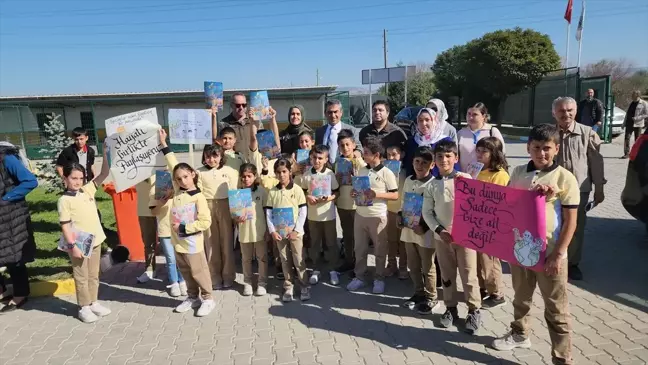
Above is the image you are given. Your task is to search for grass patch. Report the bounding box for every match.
[23,187,118,281]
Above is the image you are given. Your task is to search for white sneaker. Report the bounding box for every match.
[309,271,320,285]
[346,278,366,291]
[255,286,267,296]
[179,281,188,296]
[136,271,153,283]
[167,283,181,297]
[282,289,294,302]
[78,306,99,323]
[300,287,311,301]
[372,280,385,294]
[329,271,340,286]
[89,302,111,317]
[196,299,215,317]
[242,284,253,296]
[174,297,200,313]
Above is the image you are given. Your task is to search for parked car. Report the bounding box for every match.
[611,106,626,137]
[621,128,648,234]
[393,106,423,138]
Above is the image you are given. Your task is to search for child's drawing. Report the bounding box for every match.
[512,228,544,267]
[310,174,331,198]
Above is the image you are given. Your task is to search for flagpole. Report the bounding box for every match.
[565,22,571,68]
[576,0,585,69]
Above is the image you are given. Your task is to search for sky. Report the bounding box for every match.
[0,0,646,96]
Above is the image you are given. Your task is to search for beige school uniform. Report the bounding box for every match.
[335,156,365,266]
[238,185,269,286]
[387,167,407,274]
[353,164,398,281]
[399,174,437,300]
[197,164,238,285]
[135,178,157,272]
[297,166,340,270]
[265,182,308,290]
[507,161,580,364]
[422,171,481,311]
[58,181,106,307]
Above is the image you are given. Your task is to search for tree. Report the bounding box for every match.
[36,113,72,193]
[378,65,436,114]
[432,27,561,120]
[583,58,648,109]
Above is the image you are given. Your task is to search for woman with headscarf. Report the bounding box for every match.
[278,105,312,156]
[403,100,459,177]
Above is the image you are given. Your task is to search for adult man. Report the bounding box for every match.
[217,92,263,162]
[0,142,38,313]
[315,99,360,163]
[359,101,407,150]
[622,90,648,159]
[576,89,604,130]
[553,96,606,281]
[56,128,95,182]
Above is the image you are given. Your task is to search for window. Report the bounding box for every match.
[36,113,51,144]
[80,112,96,144]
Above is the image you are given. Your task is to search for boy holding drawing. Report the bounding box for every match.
[421,139,481,334]
[347,137,399,294]
[492,124,579,365]
[295,145,340,286]
[334,129,364,275]
[399,146,438,315]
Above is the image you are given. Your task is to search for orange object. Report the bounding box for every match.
[103,183,145,261]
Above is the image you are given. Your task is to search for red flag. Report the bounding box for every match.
[564,0,573,23]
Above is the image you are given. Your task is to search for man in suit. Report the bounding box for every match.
[315,99,360,163]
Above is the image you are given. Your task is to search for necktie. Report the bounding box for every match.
[328,125,338,163]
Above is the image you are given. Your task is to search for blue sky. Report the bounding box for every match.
[0,0,646,96]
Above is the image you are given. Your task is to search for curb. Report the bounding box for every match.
[29,278,76,297]
[502,134,529,142]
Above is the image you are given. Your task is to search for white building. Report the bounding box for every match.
[0,86,337,158]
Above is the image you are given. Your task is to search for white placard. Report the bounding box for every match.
[105,108,158,137]
[107,120,165,193]
[168,109,212,144]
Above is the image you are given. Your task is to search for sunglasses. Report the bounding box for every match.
[233,103,247,108]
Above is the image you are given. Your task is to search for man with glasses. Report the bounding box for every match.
[315,99,360,164]
[217,92,263,162]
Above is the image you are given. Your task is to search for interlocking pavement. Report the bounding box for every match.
[1,141,647,365]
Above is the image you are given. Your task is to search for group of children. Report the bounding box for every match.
[57,106,578,364]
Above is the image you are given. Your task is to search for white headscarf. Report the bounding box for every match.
[0,141,30,170]
[414,108,448,146]
[427,98,449,123]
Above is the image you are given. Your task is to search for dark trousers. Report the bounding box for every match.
[624,126,643,156]
[0,263,30,297]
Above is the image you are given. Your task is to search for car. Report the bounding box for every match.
[611,106,625,137]
[621,128,648,234]
[393,106,423,138]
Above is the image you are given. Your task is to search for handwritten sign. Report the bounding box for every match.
[452,177,547,272]
[107,120,165,193]
[105,108,158,137]
[168,109,212,144]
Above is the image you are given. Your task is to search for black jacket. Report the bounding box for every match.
[576,99,604,127]
[0,147,35,266]
[56,144,96,181]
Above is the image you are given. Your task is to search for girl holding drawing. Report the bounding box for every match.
[197,143,239,290]
[57,142,112,323]
[159,130,215,316]
[474,136,510,308]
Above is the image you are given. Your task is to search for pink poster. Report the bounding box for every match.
[452,177,547,272]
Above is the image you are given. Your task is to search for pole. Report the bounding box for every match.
[383,29,388,95]
[565,22,571,68]
[189,144,195,167]
[576,0,585,69]
[316,68,319,86]
[368,69,372,124]
[404,66,408,107]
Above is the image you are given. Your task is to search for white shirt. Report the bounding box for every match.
[323,122,342,163]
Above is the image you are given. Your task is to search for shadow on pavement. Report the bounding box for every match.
[570,216,648,314]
